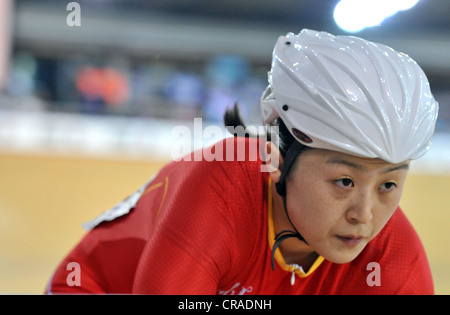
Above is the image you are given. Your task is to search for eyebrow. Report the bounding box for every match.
[326,157,409,173]
[383,163,410,173]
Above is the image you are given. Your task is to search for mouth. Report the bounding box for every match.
[336,235,365,247]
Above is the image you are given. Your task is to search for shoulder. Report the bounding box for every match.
[134,137,270,288]
[370,208,423,258]
[160,137,268,200]
[139,136,269,236]
[162,136,265,184]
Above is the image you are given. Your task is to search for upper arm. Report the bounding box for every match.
[131,161,237,294]
[132,230,221,294]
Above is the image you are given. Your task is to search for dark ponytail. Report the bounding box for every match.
[223,103,254,137]
[223,103,296,159]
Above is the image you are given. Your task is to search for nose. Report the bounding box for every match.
[346,190,374,224]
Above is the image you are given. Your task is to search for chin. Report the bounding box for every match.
[319,246,365,264]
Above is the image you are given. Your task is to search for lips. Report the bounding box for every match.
[336,235,364,247]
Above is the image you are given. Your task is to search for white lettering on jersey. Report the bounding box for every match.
[218,282,253,295]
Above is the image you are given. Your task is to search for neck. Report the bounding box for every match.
[271,180,317,269]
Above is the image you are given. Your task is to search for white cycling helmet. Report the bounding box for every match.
[261,29,439,164]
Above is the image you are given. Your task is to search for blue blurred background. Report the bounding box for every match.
[1,0,450,157]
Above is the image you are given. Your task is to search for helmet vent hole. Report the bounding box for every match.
[282,104,289,111]
[285,41,291,45]
[292,128,313,144]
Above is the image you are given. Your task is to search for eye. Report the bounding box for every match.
[379,182,397,192]
[335,178,354,189]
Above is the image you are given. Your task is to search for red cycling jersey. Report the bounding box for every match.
[46,137,434,294]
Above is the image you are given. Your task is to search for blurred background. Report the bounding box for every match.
[0,0,449,294]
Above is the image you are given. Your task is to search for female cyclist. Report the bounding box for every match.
[46,29,438,294]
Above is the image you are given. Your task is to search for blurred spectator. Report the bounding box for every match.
[75,66,129,114]
[8,52,37,98]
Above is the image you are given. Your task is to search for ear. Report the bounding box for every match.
[265,141,284,184]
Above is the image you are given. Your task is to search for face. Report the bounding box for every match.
[273,148,409,264]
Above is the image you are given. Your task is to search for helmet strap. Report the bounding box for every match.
[272,140,308,270]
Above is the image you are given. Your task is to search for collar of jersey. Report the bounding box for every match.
[267,177,324,278]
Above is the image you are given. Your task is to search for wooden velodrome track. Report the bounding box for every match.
[0,152,449,294]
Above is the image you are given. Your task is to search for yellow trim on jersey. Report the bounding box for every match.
[142,181,163,196]
[155,176,169,219]
[142,176,170,225]
[267,177,324,278]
